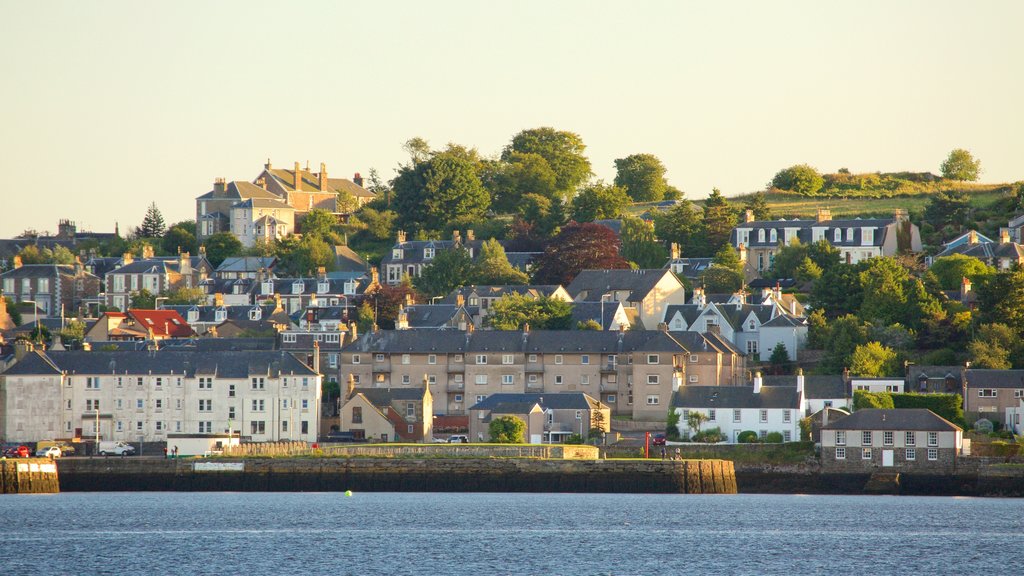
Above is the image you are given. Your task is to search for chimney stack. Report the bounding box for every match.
[456,294,465,307]
[141,244,154,259]
[816,207,832,223]
[968,230,978,245]
[466,230,475,241]
[319,162,327,191]
[12,255,22,269]
[122,252,133,266]
[452,230,461,244]
[738,243,747,263]
[670,243,680,260]
[744,209,755,223]
[180,252,191,275]
[1000,228,1011,244]
[753,371,763,394]
[312,340,320,374]
[348,321,358,344]
[293,161,302,191]
[796,367,804,394]
[214,293,224,307]
[396,230,406,244]
[353,172,364,188]
[370,267,379,285]
[347,373,356,399]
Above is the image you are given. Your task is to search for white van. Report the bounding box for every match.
[98,441,135,456]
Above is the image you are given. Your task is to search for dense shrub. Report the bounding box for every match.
[765,432,784,444]
[693,427,724,443]
[853,390,895,410]
[737,430,759,443]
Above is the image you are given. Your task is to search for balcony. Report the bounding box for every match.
[525,363,545,373]
[447,361,465,373]
[447,382,465,392]
[600,363,618,373]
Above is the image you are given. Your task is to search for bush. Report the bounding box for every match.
[693,427,723,443]
[564,434,584,445]
[853,390,895,410]
[737,430,759,443]
[799,417,812,442]
[765,432,784,444]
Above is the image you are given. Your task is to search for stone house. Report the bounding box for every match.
[731,208,922,280]
[962,369,1024,426]
[103,250,213,311]
[442,285,573,327]
[0,347,321,444]
[467,392,610,444]
[671,372,804,443]
[337,383,432,442]
[1,259,101,317]
[930,229,1024,270]
[340,327,746,422]
[820,409,963,473]
[566,269,687,330]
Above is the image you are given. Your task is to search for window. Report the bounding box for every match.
[251,399,265,412]
[836,447,846,460]
[1016,389,1024,398]
[905,431,915,446]
[978,389,997,397]
[708,409,716,421]
[351,407,363,424]
[228,384,235,398]
[155,421,164,431]
[733,409,741,423]
[555,355,563,365]
[580,375,589,385]
[834,228,841,242]
[86,399,100,411]
[862,448,872,460]
[783,410,791,423]
[199,421,212,434]
[783,430,791,442]
[282,421,289,432]
[646,395,659,405]
[375,354,385,362]
[198,399,212,412]
[647,354,659,365]
[607,354,617,367]
[283,333,297,343]
[928,449,938,461]
[836,431,846,446]
[476,354,487,365]
[846,229,854,242]
[282,399,289,409]
[401,354,410,365]
[883,431,894,446]
[607,395,616,403]
[136,399,144,409]
[927,432,938,447]
[862,431,872,446]
[428,354,436,365]
[528,374,538,384]
[155,399,163,410]
[688,376,698,383]
[476,395,485,404]
[647,375,659,385]
[86,377,99,389]
[454,395,463,403]
[690,354,699,363]
[581,355,589,365]
[475,375,488,385]
[759,410,767,423]
[502,354,513,365]
[251,377,265,390]
[250,421,265,435]
[137,377,143,387]
[402,375,410,384]
[746,341,758,355]
[155,377,162,388]
[352,355,361,365]
[228,406,235,420]
[502,375,514,385]
[528,354,538,363]
[906,448,916,461]
[199,377,212,390]
[554,375,563,385]
[454,354,463,362]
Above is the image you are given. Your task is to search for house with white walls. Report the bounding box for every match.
[670,372,804,443]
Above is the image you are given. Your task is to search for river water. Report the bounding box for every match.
[2,492,1022,575]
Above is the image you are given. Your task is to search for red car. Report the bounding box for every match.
[3,445,31,458]
[651,434,667,446]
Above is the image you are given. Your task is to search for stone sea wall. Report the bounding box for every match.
[1,458,60,494]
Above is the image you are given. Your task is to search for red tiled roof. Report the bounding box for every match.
[127,309,195,338]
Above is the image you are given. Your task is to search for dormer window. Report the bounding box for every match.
[317,281,329,293]
[863,228,874,244]
[344,281,356,295]
[424,247,435,260]
[187,309,199,323]
[215,308,227,322]
[834,228,841,242]
[392,248,403,260]
[292,281,303,294]
[846,228,854,242]
[262,281,273,295]
[249,308,262,321]
[769,229,777,243]
[758,229,765,243]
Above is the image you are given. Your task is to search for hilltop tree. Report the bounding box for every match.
[531,222,630,285]
[620,217,668,269]
[570,181,630,222]
[414,247,475,298]
[391,151,490,233]
[274,235,334,277]
[654,201,704,257]
[139,203,166,238]
[702,188,737,252]
[614,153,669,202]
[473,239,529,285]
[940,148,981,182]
[489,151,559,212]
[924,189,970,229]
[503,127,591,199]
[771,164,824,195]
[743,192,772,221]
[202,232,243,268]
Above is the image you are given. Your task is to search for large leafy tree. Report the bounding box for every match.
[975,267,1024,335]
[924,189,970,229]
[702,188,737,253]
[300,208,338,241]
[130,288,156,309]
[356,207,397,241]
[570,181,630,222]
[17,244,75,265]
[849,342,899,377]
[489,151,558,212]
[414,247,475,297]
[700,265,744,293]
[807,239,841,273]
[531,222,630,285]
[655,201,704,257]
[275,235,334,277]
[502,127,591,199]
[821,315,869,373]
[771,164,824,195]
[164,287,208,305]
[392,151,490,233]
[162,221,198,256]
[858,257,942,330]
[613,153,669,202]
[139,202,166,238]
[620,217,668,269]
[473,239,528,285]
[489,415,526,443]
[485,294,572,330]
[202,233,243,268]
[967,323,1021,369]
[810,263,863,318]
[929,254,995,291]
[940,148,981,182]
[364,282,421,329]
[769,239,807,279]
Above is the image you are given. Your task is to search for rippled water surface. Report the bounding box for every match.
[2,492,1023,575]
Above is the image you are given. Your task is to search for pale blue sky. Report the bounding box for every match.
[1,1,1021,237]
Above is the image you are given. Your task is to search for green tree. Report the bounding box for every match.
[806,309,829,349]
[940,148,981,182]
[300,208,338,241]
[503,127,592,198]
[924,189,970,228]
[139,202,166,238]
[687,411,709,439]
[531,222,630,285]
[356,301,375,333]
[807,239,841,273]
[794,257,823,283]
[810,263,863,318]
[849,341,899,377]
[975,268,1024,335]
[700,265,744,293]
[414,247,475,297]
[570,181,630,222]
[392,152,490,233]
[163,287,207,305]
[853,390,895,411]
[4,296,22,326]
[485,294,573,330]
[821,315,868,373]
[743,192,772,221]
[768,342,790,374]
[711,243,743,273]
[58,319,86,346]
[516,193,565,239]
[203,233,243,268]
[771,164,824,195]
[488,415,526,443]
[473,239,529,285]
[769,239,807,279]
[576,319,603,331]
[357,207,398,241]
[620,216,668,269]
[929,254,995,290]
[275,236,334,277]
[489,151,559,211]
[967,323,1022,369]
[162,222,198,256]
[130,288,156,309]
[613,153,669,202]
[654,201,704,257]
[702,188,737,252]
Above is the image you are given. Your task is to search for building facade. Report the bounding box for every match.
[820,409,963,473]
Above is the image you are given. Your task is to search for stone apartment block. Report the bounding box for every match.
[340,327,747,422]
[820,409,963,474]
[0,347,321,444]
[1,259,101,317]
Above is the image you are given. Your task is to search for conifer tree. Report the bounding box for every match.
[139,203,166,238]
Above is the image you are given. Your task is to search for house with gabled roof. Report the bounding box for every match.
[821,409,964,473]
[230,198,295,248]
[931,229,1024,270]
[764,371,849,413]
[215,257,278,281]
[84,309,195,342]
[442,284,573,327]
[468,392,610,444]
[1,259,101,318]
[566,269,686,330]
[671,372,804,443]
[102,249,213,311]
[395,304,474,331]
[337,380,432,442]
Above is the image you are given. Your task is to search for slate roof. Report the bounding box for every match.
[566,269,679,302]
[1,264,96,282]
[442,285,567,304]
[592,219,622,235]
[163,304,286,326]
[934,239,1024,262]
[665,258,713,280]
[333,246,368,273]
[570,301,622,330]
[236,198,293,210]
[352,387,426,406]
[265,168,373,198]
[964,369,1024,389]
[1,349,316,377]
[821,409,960,432]
[403,305,465,328]
[731,217,898,248]
[216,257,277,275]
[671,385,802,410]
[763,374,848,400]
[469,392,601,412]
[380,239,485,266]
[343,329,717,355]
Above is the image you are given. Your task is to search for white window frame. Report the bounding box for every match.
[835,447,846,460]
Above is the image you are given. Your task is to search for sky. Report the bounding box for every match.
[1,1,1022,238]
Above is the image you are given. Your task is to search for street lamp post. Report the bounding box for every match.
[154,297,168,310]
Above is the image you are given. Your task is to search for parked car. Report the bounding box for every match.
[447,435,469,444]
[37,440,76,456]
[35,446,62,458]
[323,431,366,443]
[651,434,667,446]
[3,445,31,458]
[98,441,135,456]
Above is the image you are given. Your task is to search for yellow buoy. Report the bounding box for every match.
[345,490,353,497]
